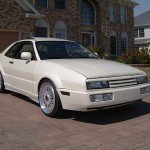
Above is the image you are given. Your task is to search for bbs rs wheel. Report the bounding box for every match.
[39,79,62,117]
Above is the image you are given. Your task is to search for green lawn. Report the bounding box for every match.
[138,67,150,83]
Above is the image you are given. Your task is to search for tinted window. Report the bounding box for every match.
[5,42,21,58]
[36,41,98,60]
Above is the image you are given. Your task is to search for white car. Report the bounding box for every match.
[0,38,150,117]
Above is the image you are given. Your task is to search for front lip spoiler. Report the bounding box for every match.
[87,99,142,110]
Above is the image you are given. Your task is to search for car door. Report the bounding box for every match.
[7,41,37,95]
[1,42,21,87]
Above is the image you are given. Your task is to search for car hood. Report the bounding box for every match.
[47,59,145,79]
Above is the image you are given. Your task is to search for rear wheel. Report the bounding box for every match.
[39,79,62,117]
[0,72,5,93]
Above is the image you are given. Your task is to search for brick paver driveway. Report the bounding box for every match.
[0,92,150,150]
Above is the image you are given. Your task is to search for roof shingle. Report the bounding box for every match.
[134,10,150,26]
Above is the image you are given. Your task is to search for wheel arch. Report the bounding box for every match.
[37,76,62,94]
[0,65,5,81]
[0,65,6,92]
[38,77,51,93]
[0,64,4,74]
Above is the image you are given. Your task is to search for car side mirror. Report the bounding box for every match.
[21,52,32,61]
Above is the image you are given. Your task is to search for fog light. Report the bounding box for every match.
[140,86,150,95]
[90,93,113,102]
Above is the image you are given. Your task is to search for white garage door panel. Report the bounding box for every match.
[0,31,19,52]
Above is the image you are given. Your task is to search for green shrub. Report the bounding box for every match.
[117,48,150,64]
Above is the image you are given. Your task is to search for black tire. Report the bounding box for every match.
[38,79,62,117]
[0,72,5,93]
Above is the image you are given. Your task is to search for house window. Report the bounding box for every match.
[35,0,48,8]
[109,4,116,22]
[55,0,66,10]
[121,6,127,24]
[134,29,138,38]
[121,32,128,52]
[110,30,117,55]
[121,38,127,52]
[54,20,67,39]
[139,28,144,37]
[81,0,95,25]
[35,19,48,37]
[134,28,145,38]
[35,27,47,37]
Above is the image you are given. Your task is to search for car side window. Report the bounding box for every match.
[14,42,37,60]
[36,44,49,60]
[5,42,21,58]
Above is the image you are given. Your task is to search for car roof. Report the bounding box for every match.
[19,37,72,42]
[2,37,75,54]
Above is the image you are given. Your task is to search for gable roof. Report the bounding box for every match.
[134,10,150,26]
[15,0,45,18]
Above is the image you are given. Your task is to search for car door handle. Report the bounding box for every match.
[9,61,14,64]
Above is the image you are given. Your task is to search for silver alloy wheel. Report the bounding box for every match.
[0,73,2,90]
[39,82,56,115]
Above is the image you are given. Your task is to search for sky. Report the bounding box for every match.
[134,0,150,16]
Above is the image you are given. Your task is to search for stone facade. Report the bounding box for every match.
[0,0,136,56]
[0,0,34,38]
[108,0,135,55]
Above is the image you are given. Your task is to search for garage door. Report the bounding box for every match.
[0,31,19,53]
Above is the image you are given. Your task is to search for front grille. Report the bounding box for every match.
[109,78,138,88]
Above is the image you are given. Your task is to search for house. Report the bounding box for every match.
[134,10,150,52]
[0,0,137,56]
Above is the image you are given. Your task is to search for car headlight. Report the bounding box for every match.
[87,81,109,90]
[137,76,148,84]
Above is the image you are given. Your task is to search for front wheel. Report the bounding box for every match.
[39,79,62,117]
[0,72,5,93]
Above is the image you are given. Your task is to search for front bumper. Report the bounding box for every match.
[58,84,150,111]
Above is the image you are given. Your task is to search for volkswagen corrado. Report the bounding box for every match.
[0,38,150,117]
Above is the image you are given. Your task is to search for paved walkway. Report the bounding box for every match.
[0,92,150,150]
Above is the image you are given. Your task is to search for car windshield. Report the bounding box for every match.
[36,41,98,60]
